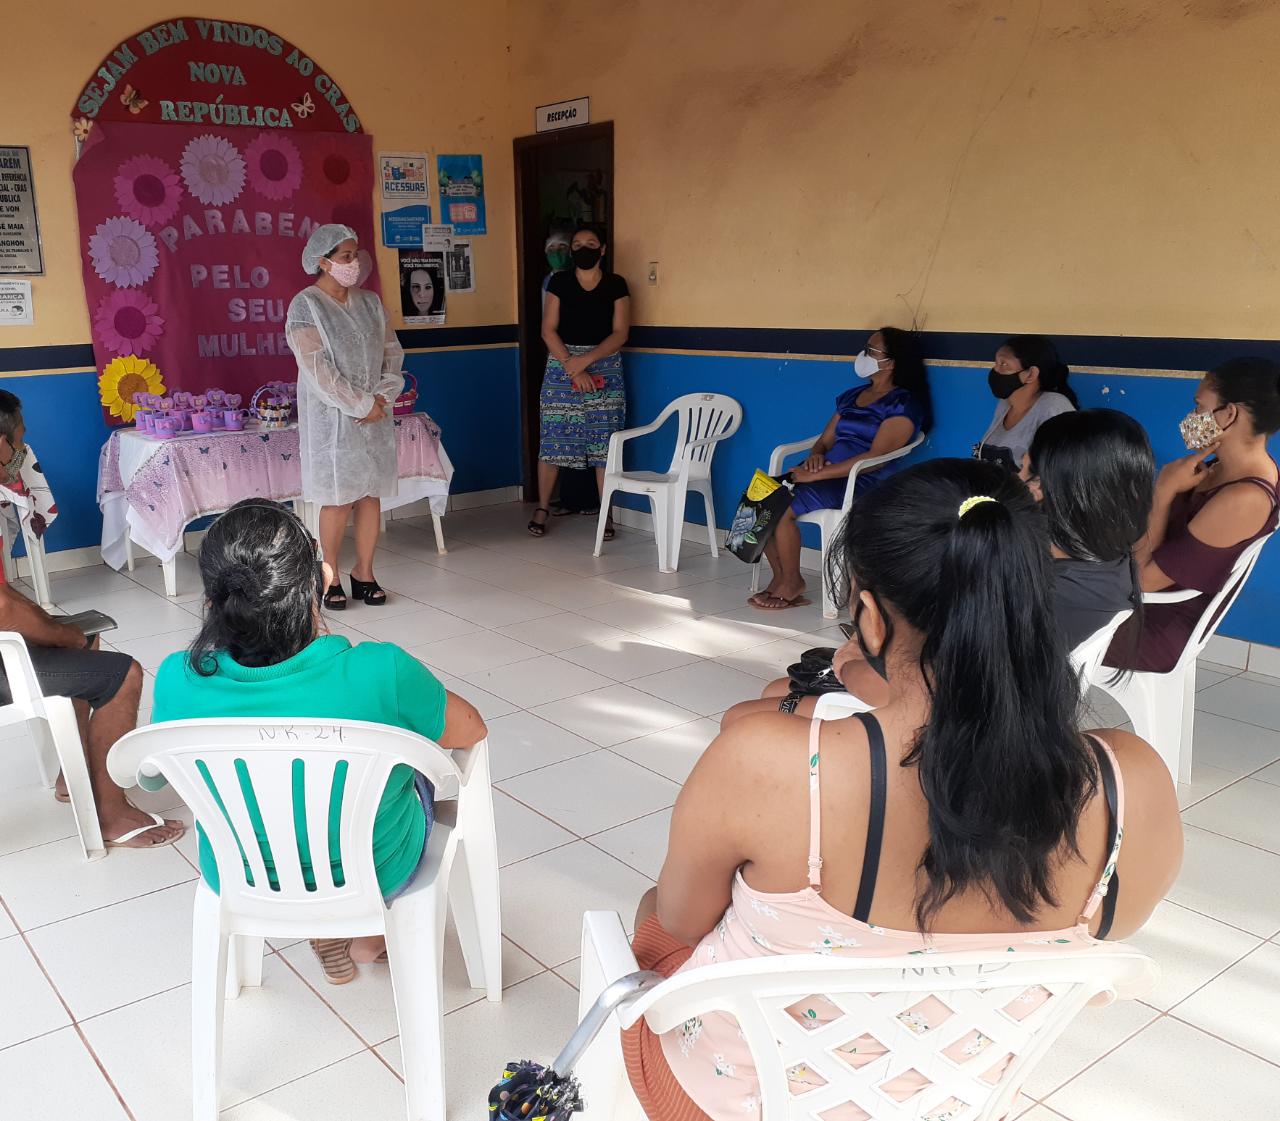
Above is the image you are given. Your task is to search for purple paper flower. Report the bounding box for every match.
[93,289,164,355]
[245,133,302,201]
[88,216,160,288]
[113,154,183,227]
[180,134,246,206]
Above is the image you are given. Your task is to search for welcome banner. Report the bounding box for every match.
[74,120,376,406]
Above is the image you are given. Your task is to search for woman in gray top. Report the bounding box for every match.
[975,335,1078,467]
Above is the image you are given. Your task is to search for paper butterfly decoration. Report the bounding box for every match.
[291,92,315,119]
[120,85,148,115]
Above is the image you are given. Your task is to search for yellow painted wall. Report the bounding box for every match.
[1,2,515,350]
[507,0,1280,340]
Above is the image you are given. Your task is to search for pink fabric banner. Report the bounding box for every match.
[73,121,378,408]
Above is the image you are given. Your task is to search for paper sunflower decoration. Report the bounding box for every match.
[180,133,246,206]
[99,355,165,422]
[88,216,160,288]
[93,289,164,355]
[113,154,183,227]
[245,133,303,201]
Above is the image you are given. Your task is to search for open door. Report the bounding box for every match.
[513,122,615,499]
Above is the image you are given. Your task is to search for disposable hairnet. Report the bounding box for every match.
[545,228,571,250]
[301,223,358,274]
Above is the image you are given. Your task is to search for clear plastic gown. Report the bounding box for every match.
[285,286,405,506]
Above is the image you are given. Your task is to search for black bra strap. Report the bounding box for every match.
[1091,738,1121,940]
[852,711,887,924]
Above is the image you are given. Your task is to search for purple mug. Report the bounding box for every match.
[153,416,180,439]
[191,411,215,434]
[224,408,248,431]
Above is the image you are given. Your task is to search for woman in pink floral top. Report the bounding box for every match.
[623,458,1183,1121]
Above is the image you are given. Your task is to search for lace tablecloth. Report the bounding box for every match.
[97,413,453,568]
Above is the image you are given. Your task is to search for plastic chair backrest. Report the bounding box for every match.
[1069,608,1133,686]
[661,393,743,479]
[1173,530,1274,672]
[621,946,1155,1121]
[108,717,463,927]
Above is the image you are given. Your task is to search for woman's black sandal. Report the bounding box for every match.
[323,584,347,610]
[349,576,387,606]
[528,507,550,537]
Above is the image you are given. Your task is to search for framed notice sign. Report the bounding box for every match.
[0,147,43,275]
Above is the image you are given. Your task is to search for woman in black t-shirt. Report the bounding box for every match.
[530,224,631,537]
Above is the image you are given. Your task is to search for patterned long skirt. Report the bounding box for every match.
[537,345,625,469]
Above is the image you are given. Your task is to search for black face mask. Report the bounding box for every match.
[987,367,1025,400]
[852,593,893,681]
[572,246,602,270]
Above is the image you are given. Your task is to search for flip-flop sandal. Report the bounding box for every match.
[749,593,812,611]
[310,938,357,985]
[602,519,616,541]
[106,810,186,849]
[53,789,70,804]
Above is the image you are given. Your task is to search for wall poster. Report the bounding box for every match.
[436,154,486,236]
[0,280,33,325]
[0,146,44,275]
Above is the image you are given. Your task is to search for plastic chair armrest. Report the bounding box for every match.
[768,435,824,476]
[1142,588,1200,604]
[838,433,925,512]
[603,417,666,475]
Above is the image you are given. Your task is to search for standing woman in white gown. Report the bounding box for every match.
[286,224,405,609]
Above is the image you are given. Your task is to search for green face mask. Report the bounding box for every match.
[546,248,571,271]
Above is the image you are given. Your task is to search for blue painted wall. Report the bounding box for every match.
[614,352,1280,647]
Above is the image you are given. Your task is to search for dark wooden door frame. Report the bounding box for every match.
[513,121,615,492]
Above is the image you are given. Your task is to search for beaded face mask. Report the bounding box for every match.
[1178,408,1226,451]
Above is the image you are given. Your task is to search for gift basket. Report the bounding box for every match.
[393,372,418,416]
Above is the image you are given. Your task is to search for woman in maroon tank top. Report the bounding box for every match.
[1108,357,1280,673]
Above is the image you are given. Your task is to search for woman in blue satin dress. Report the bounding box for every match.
[749,328,932,609]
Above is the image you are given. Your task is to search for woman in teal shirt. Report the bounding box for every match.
[152,499,486,983]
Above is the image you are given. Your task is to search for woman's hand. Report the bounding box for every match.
[358,397,388,424]
[802,451,827,473]
[790,465,823,484]
[1158,447,1216,496]
[563,354,590,378]
[571,373,597,393]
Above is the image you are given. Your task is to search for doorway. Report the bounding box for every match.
[513,122,614,501]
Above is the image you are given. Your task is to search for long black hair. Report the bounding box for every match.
[828,458,1098,929]
[1004,334,1079,408]
[188,499,324,675]
[1207,355,1280,435]
[879,326,933,433]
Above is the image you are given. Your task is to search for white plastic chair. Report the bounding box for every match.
[573,910,1156,1121]
[594,393,742,573]
[752,432,925,618]
[0,631,104,860]
[0,501,53,609]
[107,718,502,1121]
[1090,532,1274,784]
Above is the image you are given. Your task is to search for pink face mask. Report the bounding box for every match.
[326,258,361,288]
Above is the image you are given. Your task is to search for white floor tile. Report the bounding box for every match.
[500,842,652,967]
[499,751,679,838]
[502,571,637,610]
[25,881,196,1020]
[445,590,566,630]
[407,629,543,677]
[1023,997,1158,1099]
[642,614,784,657]
[125,552,205,601]
[465,654,612,709]
[632,659,767,717]
[1197,673,1280,732]
[1203,634,1250,669]
[1046,1015,1280,1121]
[78,957,365,1120]
[279,927,544,1044]
[483,710,602,782]
[377,971,580,1115]
[578,594,698,635]
[610,717,721,783]
[495,611,631,654]
[1182,778,1280,853]
[1175,940,1280,1064]
[47,565,139,600]
[371,562,496,606]
[1189,711,1280,774]
[0,1027,130,1118]
[0,783,77,857]
[110,625,203,671]
[714,636,815,681]
[531,684,700,748]
[1177,762,1240,809]
[1124,900,1263,1010]
[493,790,575,866]
[0,935,71,1048]
[557,634,699,682]
[590,808,672,879]
[0,835,194,930]
[1256,759,1280,787]
[1168,825,1280,937]
[433,675,519,721]
[344,604,482,646]
[0,902,16,939]
[220,1050,408,1121]
[57,587,201,643]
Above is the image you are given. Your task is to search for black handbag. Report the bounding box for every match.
[778,646,847,712]
[726,471,794,564]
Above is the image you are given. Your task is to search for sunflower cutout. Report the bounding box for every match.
[99,355,165,423]
[93,290,164,355]
[180,134,246,206]
[245,133,303,201]
[88,216,160,288]
[113,154,183,227]
[315,140,369,198]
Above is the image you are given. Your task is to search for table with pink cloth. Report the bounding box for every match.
[97,412,453,573]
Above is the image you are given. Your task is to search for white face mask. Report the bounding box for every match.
[325,258,361,288]
[853,350,884,379]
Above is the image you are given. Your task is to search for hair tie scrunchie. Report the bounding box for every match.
[212,565,256,600]
[958,495,998,519]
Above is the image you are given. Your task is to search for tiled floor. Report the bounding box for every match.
[2,503,1280,1120]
